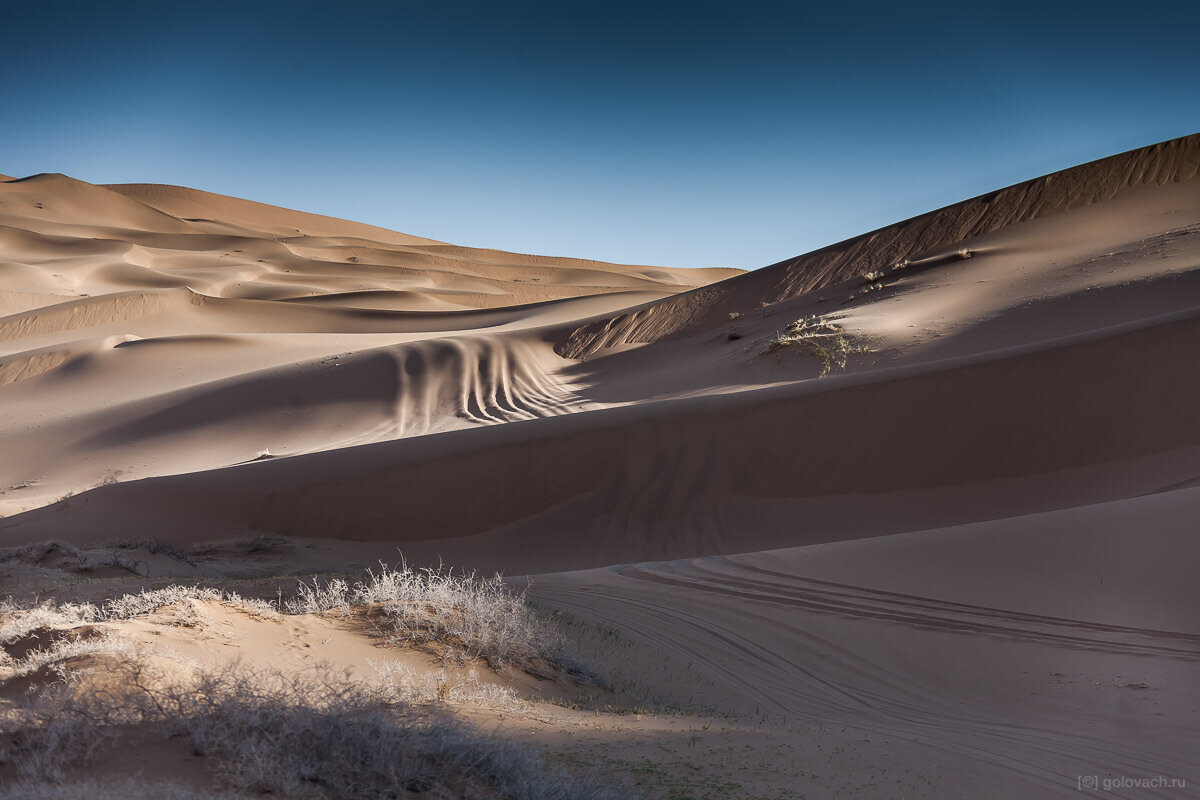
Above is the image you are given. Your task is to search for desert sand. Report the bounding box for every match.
[2,134,1199,798]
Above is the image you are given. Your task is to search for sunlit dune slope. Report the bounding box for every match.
[0,173,740,512]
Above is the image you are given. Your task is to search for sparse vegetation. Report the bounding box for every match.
[2,564,593,678]
[0,565,621,798]
[103,538,196,566]
[1,658,628,799]
[189,533,291,556]
[0,540,86,567]
[0,539,158,576]
[242,533,289,553]
[763,315,871,376]
[94,549,150,576]
[0,587,278,651]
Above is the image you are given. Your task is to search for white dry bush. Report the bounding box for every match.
[4,564,588,677]
[102,586,221,627]
[0,587,278,648]
[0,539,181,576]
[287,563,593,678]
[0,540,88,569]
[1,661,630,800]
[0,602,100,651]
[1,565,620,797]
[1,588,281,676]
[102,586,276,623]
[5,631,134,680]
[764,315,871,376]
[103,537,197,566]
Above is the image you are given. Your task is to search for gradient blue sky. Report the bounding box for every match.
[3,1,1198,269]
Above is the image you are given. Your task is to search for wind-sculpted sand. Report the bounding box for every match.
[2,134,1199,798]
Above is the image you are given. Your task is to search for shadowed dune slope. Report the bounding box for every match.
[6,302,1200,570]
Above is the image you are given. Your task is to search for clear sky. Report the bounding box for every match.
[3,0,1198,269]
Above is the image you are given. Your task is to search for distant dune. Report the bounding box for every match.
[3,134,1199,798]
[0,172,740,516]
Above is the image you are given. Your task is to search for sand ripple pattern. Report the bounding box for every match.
[387,335,583,438]
[531,553,1199,799]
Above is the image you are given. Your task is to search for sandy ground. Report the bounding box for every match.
[2,133,1200,798]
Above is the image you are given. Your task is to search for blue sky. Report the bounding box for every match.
[3,1,1197,269]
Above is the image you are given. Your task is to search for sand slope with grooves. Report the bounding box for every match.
[0,173,739,507]
[3,134,1200,798]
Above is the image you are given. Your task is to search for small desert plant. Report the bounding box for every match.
[763,315,871,376]
[186,533,290,557]
[103,538,196,566]
[287,564,590,677]
[242,533,289,553]
[0,602,100,647]
[96,549,148,576]
[0,540,87,568]
[727,311,741,320]
[94,472,122,489]
[4,629,134,679]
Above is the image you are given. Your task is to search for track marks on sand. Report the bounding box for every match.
[620,558,1200,661]
[529,546,1200,798]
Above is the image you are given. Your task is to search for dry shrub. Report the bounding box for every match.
[2,657,628,800]
[287,564,596,679]
[764,315,871,375]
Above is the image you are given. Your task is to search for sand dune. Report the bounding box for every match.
[558,133,1199,358]
[3,134,1199,797]
[0,173,739,509]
